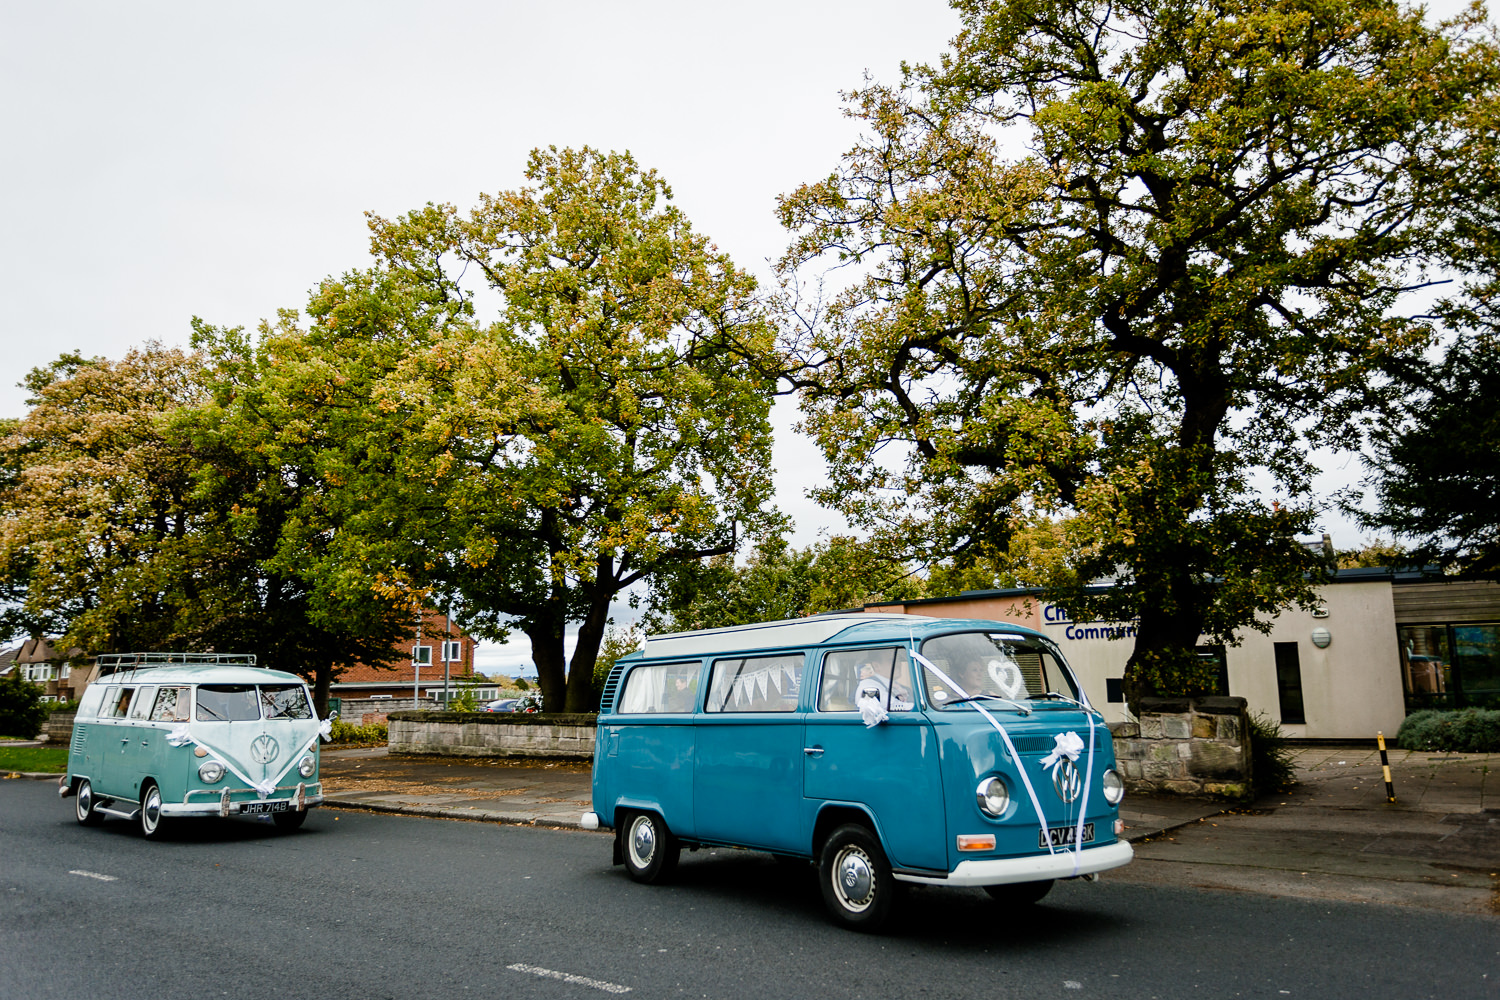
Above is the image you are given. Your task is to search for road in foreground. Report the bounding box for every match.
[2,781,1494,1000]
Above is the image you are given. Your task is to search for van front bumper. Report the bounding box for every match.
[893,839,1134,887]
[170,782,324,817]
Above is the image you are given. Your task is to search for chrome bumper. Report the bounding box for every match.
[893,839,1134,887]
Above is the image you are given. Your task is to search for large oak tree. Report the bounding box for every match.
[778,0,1500,705]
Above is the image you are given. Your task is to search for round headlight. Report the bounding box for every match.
[298,754,316,778]
[1102,768,1125,805]
[976,776,1010,817]
[198,760,226,784]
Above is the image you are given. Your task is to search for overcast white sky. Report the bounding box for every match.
[1,1,1475,674]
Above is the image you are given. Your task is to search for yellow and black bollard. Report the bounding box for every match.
[1377,731,1396,803]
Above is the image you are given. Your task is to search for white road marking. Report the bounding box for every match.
[506,963,631,994]
[68,870,117,882]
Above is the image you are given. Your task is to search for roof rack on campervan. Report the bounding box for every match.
[95,652,260,676]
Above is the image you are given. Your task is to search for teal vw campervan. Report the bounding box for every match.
[585,615,1132,929]
[60,653,327,837]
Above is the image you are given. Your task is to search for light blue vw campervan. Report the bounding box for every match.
[60,653,327,837]
[585,614,1132,929]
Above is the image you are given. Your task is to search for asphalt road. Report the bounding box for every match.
[2,781,1495,1000]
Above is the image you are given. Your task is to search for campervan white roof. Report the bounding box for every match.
[641,614,934,659]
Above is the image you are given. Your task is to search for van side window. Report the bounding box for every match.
[619,662,700,714]
[819,647,915,713]
[106,687,135,718]
[76,683,108,719]
[129,686,157,720]
[150,686,191,722]
[705,654,803,713]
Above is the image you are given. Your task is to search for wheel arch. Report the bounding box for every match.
[812,803,881,858]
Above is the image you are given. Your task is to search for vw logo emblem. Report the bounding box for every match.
[1052,758,1081,803]
[250,734,280,765]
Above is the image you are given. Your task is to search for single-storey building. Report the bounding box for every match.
[862,568,1500,739]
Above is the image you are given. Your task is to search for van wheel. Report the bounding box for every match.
[273,809,307,831]
[139,781,169,840]
[75,780,102,826]
[983,879,1054,905]
[621,811,679,884]
[819,824,894,931]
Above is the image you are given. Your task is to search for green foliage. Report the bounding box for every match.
[48,698,81,716]
[0,745,68,773]
[1360,336,1500,577]
[447,684,480,713]
[0,672,48,738]
[1396,709,1500,753]
[328,719,389,745]
[778,0,1500,705]
[0,341,416,714]
[1247,712,1297,794]
[593,625,644,696]
[644,534,925,633]
[240,147,780,713]
[513,677,530,691]
[1336,538,1414,570]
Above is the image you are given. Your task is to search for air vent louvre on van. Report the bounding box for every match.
[1010,735,1058,754]
[598,661,629,714]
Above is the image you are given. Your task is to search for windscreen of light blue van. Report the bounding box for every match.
[261,685,312,719]
[619,662,700,713]
[196,685,260,722]
[920,633,1078,708]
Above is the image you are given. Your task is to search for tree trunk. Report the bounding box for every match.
[312,662,332,720]
[527,619,568,713]
[565,582,614,713]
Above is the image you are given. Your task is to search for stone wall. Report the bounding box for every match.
[336,697,430,725]
[42,712,75,744]
[1110,696,1251,800]
[388,711,597,760]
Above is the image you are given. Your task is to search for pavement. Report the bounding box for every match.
[9,740,1497,915]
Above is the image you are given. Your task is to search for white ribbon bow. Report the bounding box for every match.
[1039,731,1086,772]
[318,717,334,742]
[856,678,889,728]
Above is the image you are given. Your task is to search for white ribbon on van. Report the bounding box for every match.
[165,724,278,797]
[1039,725,1098,876]
[910,651,1057,857]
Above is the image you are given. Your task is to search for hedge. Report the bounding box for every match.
[1395,708,1500,753]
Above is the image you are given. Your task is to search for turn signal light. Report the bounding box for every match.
[957,834,996,852]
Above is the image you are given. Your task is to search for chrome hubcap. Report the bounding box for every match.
[143,789,160,831]
[630,818,656,866]
[77,784,91,817]
[834,847,873,910]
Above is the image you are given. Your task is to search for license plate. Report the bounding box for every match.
[1039,822,1094,849]
[238,800,290,815]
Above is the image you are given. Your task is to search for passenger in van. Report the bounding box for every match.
[664,671,697,713]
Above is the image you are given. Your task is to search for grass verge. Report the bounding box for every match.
[0,746,68,773]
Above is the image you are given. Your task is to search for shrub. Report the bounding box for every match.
[1396,708,1500,753]
[328,719,388,745]
[0,672,49,739]
[1247,711,1297,794]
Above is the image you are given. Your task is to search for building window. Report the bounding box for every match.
[442,640,462,663]
[412,645,432,665]
[1274,642,1306,724]
[1399,623,1500,712]
[1195,644,1230,696]
[1105,678,1124,703]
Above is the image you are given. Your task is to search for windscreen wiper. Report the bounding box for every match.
[943,694,1031,715]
